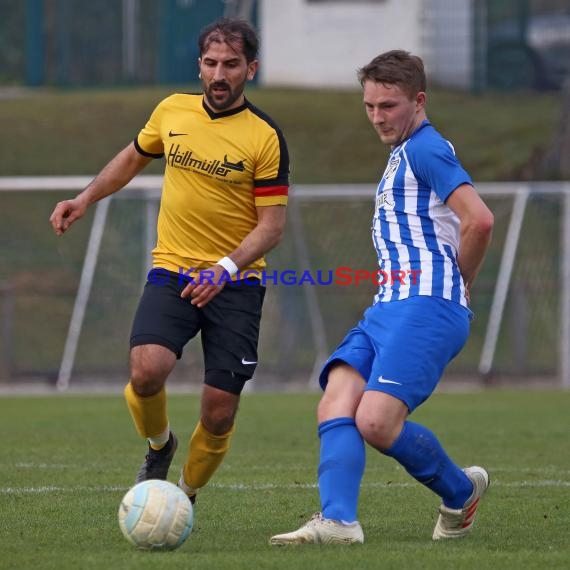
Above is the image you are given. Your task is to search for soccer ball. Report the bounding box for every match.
[118,479,194,550]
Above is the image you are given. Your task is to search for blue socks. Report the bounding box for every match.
[383,421,473,509]
[317,417,472,518]
[318,417,365,523]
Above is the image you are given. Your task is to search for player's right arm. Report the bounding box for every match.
[49,142,152,236]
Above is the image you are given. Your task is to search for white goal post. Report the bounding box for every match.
[0,176,569,390]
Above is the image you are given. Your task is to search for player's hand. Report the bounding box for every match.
[180,264,230,308]
[49,197,88,236]
[465,284,471,306]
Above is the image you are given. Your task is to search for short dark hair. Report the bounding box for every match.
[198,18,259,63]
[357,50,426,99]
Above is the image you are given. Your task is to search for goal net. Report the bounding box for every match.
[0,177,568,391]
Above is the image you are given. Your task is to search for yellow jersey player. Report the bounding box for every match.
[49,18,289,505]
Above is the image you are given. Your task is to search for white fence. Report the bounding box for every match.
[1,176,569,390]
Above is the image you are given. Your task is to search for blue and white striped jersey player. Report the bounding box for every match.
[271,50,494,545]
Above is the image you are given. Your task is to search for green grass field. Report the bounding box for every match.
[1,391,569,569]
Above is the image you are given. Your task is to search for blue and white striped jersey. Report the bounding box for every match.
[372,120,472,306]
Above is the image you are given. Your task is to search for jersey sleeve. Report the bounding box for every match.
[253,127,290,207]
[407,136,472,203]
[133,100,166,159]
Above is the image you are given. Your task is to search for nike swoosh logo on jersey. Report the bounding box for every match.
[377,377,402,385]
[169,130,187,137]
[241,358,257,365]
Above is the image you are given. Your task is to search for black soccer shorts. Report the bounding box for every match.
[130,270,266,380]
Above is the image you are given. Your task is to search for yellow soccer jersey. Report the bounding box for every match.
[134,93,289,277]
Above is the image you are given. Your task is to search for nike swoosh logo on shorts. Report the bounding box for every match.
[377,376,402,385]
[241,358,257,365]
[169,130,187,137]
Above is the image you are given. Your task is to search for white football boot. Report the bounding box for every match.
[432,466,490,540]
[270,512,364,545]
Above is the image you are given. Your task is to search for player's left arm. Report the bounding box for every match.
[446,184,494,296]
[181,205,286,307]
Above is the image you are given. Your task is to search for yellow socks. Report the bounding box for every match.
[180,420,234,493]
[124,382,169,449]
[125,382,234,491]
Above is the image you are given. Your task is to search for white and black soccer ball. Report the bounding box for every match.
[118,479,194,550]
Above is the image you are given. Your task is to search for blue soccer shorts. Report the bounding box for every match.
[319,296,472,411]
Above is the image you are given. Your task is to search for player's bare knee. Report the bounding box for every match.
[318,393,359,422]
[317,394,339,422]
[355,411,398,450]
[201,387,238,433]
[129,372,165,397]
[318,382,362,422]
[129,360,169,395]
[201,372,242,434]
[129,345,175,395]
[201,409,235,435]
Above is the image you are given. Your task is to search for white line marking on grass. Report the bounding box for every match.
[14,463,78,469]
[1,480,570,495]
[0,485,127,494]
[514,480,570,487]
[488,467,570,475]
[10,463,570,477]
